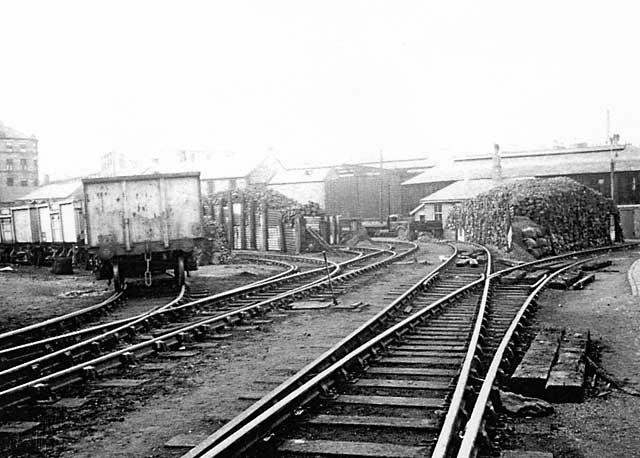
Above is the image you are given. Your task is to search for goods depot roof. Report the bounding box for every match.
[402,144,637,186]
[410,178,528,214]
[17,179,83,202]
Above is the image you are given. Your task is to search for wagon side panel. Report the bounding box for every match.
[38,206,53,242]
[163,176,203,241]
[124,179,163,245]
[84,181,127,248]
[12,208,33,243]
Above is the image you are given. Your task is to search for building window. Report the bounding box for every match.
[6,177,14,186]
[34,178,39,186]
[20,158,27,170]
[19,143,27,152]
[5,142,12,150]
[5,159,14,171]
[419,214,425,223]
[434,203,443,221]
[20,180,28,186]
[34,159,38,169]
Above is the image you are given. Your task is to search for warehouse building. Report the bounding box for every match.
[410,178,525,238]
[404,143,640,238]
[268,164,408,220]
[0,122,39,204]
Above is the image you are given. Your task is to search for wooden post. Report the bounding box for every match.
[249,200,257,250]
[279,219,287,253]
[319,215,328,242]
[217,204,225,233]
[294,215,304,254]
[328,215,335,245]
[239,194,247,250]
[261,201,269,251]
[227,192,235,250]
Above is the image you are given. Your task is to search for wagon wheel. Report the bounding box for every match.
[112,263,125,292]
[175,256,185,287]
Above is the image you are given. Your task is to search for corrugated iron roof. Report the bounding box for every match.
[17,179,82,201]
[418,179,522,204]
[270,167,335,184]
[403,145,640,185]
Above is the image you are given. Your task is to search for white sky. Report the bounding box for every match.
[2,0,639,179]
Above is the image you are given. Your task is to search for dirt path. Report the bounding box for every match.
[43,242,453,458]
[0,266,110,332]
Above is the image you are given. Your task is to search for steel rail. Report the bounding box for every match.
[432,243,637,458]
[0,292,123,350]
[456,257,593,458]
[0,285,187,390]
[0,243,417,408]
[0,256,329,391]
[191,267,485,457]
[182,242,455,458]
[431,243,492,458]
[434,242,638,458]
[0,257,298,368]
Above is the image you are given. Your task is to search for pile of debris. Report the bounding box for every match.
[446,177,621,256]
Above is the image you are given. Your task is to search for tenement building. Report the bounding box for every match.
[0,122,39,203]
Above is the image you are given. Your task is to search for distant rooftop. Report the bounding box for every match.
[270,167,335,184]
[0,121,35,140]
[403,144,638,185]
[16,178,83,202]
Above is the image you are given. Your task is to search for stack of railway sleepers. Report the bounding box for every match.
[500,270,527,285]
[510,328,589,402]
[581,259,612,271]
[547,270,584,289]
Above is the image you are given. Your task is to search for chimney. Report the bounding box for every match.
[492,143,502,182]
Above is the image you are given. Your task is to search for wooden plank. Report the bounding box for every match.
[307,414,438,430]
[366,367,457,377]
[380,356,461,366]
[95,378,148,387]
[501,451,553,458]
[0,422,40,435]
[279,439,429,457]
[392,344,466,352]
[165,433,209,448]
[545,330,589,402]
[354,379,449,390]
[334,395,444,408]
[510,329,562,398]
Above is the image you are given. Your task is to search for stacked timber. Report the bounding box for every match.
[200,217,231,264]
[446,177,621,257]
[206,187,323,223]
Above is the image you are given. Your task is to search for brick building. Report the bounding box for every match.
[0,122,39,204]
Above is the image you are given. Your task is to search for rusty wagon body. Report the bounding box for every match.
[82,172,203,290]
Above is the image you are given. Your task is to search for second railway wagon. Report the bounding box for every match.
[82,172,203,290]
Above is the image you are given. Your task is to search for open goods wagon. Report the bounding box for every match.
[82,172,203,291]
[0,200,85,265]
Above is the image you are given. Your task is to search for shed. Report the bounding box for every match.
[267,167,337,208]
[411,178,525,236]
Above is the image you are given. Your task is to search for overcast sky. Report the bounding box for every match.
[2,1,639,179]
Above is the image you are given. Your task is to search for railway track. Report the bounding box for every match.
[0,242,417,411]
[181,242,635,458]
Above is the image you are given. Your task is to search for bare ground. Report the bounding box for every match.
[2,243,453,457]
[496,249,640,458]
